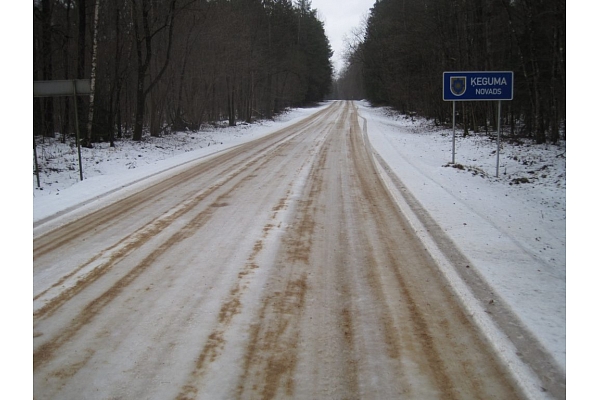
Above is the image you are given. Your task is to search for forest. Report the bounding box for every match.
[33,0,333,145]
[333,0,566,144]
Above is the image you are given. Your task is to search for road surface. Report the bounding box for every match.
[34,101,525,399]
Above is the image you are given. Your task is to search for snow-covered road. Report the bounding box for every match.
[33,101,546,399]
[33,101,566,399]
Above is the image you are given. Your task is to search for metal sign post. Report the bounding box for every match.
[34,142,41,188]
[72,81,84,181]
[443,71,513,177]
[452,101,456,164]
[496,101,502,177]
[34,79,92,183]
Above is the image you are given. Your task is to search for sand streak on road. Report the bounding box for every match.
[34,101,524,399]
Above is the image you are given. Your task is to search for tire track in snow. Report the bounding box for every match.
[34,102,532,400]
[34,104,341,374]
[174,106,344,399]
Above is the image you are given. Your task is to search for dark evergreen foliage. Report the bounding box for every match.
[336,0,565,143]
[33,0,334,143]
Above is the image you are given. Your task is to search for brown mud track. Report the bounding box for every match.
[34,101,532,399]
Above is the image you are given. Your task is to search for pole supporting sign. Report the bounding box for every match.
[34,79,92,185]
[443,71,514,177]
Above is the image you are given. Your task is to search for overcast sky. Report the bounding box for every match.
[310,0,375,74]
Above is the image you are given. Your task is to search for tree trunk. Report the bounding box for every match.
[42,0,54,138]
[150,92,165,137]
[61,0,73,144]
[134,76,146,141]
[227,76,236,127]
[108,7,121,147]
[76,0,87,145]
[84,0,100,148]
[132,0,177,141]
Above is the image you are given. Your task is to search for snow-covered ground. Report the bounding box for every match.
[33,106,330,221]
[31,101,566,393]
[356,101,566,372]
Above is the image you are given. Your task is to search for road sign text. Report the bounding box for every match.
[443,72,513,101]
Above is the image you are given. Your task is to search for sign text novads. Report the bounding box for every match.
[471,77,508,95]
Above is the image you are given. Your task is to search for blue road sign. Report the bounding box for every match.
[443,71,513,101]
